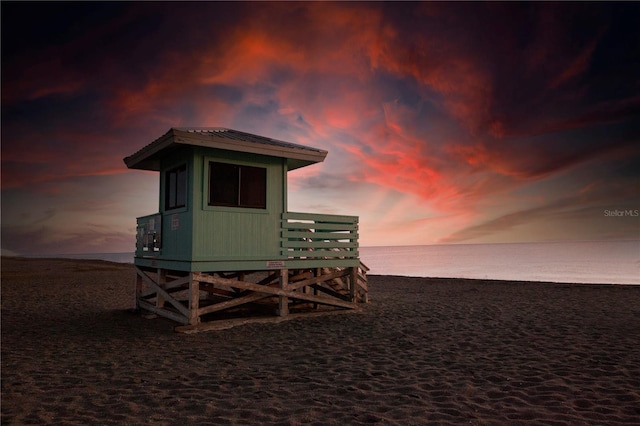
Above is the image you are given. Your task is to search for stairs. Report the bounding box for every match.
[319,259,369,303]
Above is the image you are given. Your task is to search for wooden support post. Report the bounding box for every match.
[188,273,200,325]
[350,266,357,302]
[157,268,166,308]
[278,269,289,317]
[303,270,312,297]
[314,268,321,309]
[134,270,143,310]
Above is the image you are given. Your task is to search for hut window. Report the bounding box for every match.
[165,164,186,210]
[209,162,266,209]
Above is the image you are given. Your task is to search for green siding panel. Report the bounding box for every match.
[190,148,285,261]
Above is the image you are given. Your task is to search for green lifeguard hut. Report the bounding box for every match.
[124,128,368,331]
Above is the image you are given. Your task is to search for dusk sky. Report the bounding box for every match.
[2,2,639,255]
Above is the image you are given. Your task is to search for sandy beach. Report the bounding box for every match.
[2,257,639,425]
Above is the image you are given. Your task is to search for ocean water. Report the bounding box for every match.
[360,240,640,285]
[27,252,135,264]
[30,240,639,285]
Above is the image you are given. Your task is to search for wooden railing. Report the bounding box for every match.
[281,212,358,260]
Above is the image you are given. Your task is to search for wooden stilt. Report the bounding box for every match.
[188,274,200,325]
[157,268,166,308]
[349,266,357,302]
[134,271,143,310]
[314,268,321,309]
[278,269,289,317]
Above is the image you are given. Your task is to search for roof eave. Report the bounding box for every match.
[171,129,327,167]
[123,128,328,172]
[123,129,177,171]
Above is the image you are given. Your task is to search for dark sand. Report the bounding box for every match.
[2,257,639,425]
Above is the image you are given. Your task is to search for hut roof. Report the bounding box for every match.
[124,127,328,171]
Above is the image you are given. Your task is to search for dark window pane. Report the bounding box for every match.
[240,166,266,208]
[209,161,266,209]
[209,162,239,206]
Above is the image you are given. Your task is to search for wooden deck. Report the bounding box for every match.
[133,211,368,331]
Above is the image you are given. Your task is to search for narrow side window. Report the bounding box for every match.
[165,164,187,210]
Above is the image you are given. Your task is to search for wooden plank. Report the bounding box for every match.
[282,230,359,240]
[282,240,357,249]
[282,258,361,269]
[357,275,368,291]
[282,247,359,255]
[286,268,350,291]
[350,266,357,302]
[283,211,358,223]
[257,271,279,286]
[217,271,243,280]
[166,275,195,288]
[138,299,189,324]
[310,284,351,301]
[279,269,289,317]
[282,229,356,237]
[175,308,361,333]
[193,272,357,310]
[289,271,312,282]
[136,267,191,318]
[282,246,359,253]
[281,221,358,231]
[201,272,278,300]
[197,291,272,316]
[199,284,236,297]
[281,249,359,259]
[320,267,347,291]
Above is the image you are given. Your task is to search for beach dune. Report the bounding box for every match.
[2,257,639,424]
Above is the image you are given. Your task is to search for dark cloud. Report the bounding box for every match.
[1,2,639,252]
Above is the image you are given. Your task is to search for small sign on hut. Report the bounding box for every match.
[124,128,368,332]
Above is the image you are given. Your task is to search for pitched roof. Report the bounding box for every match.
[123,127,328,171]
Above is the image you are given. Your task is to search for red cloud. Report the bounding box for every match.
[102,2,494,146]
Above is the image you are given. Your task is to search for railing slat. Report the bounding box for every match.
[283,211,358,223]
[282,230,358,240]
[281,222,358,231]
[281,249,359,259]
[283,240,358,249]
